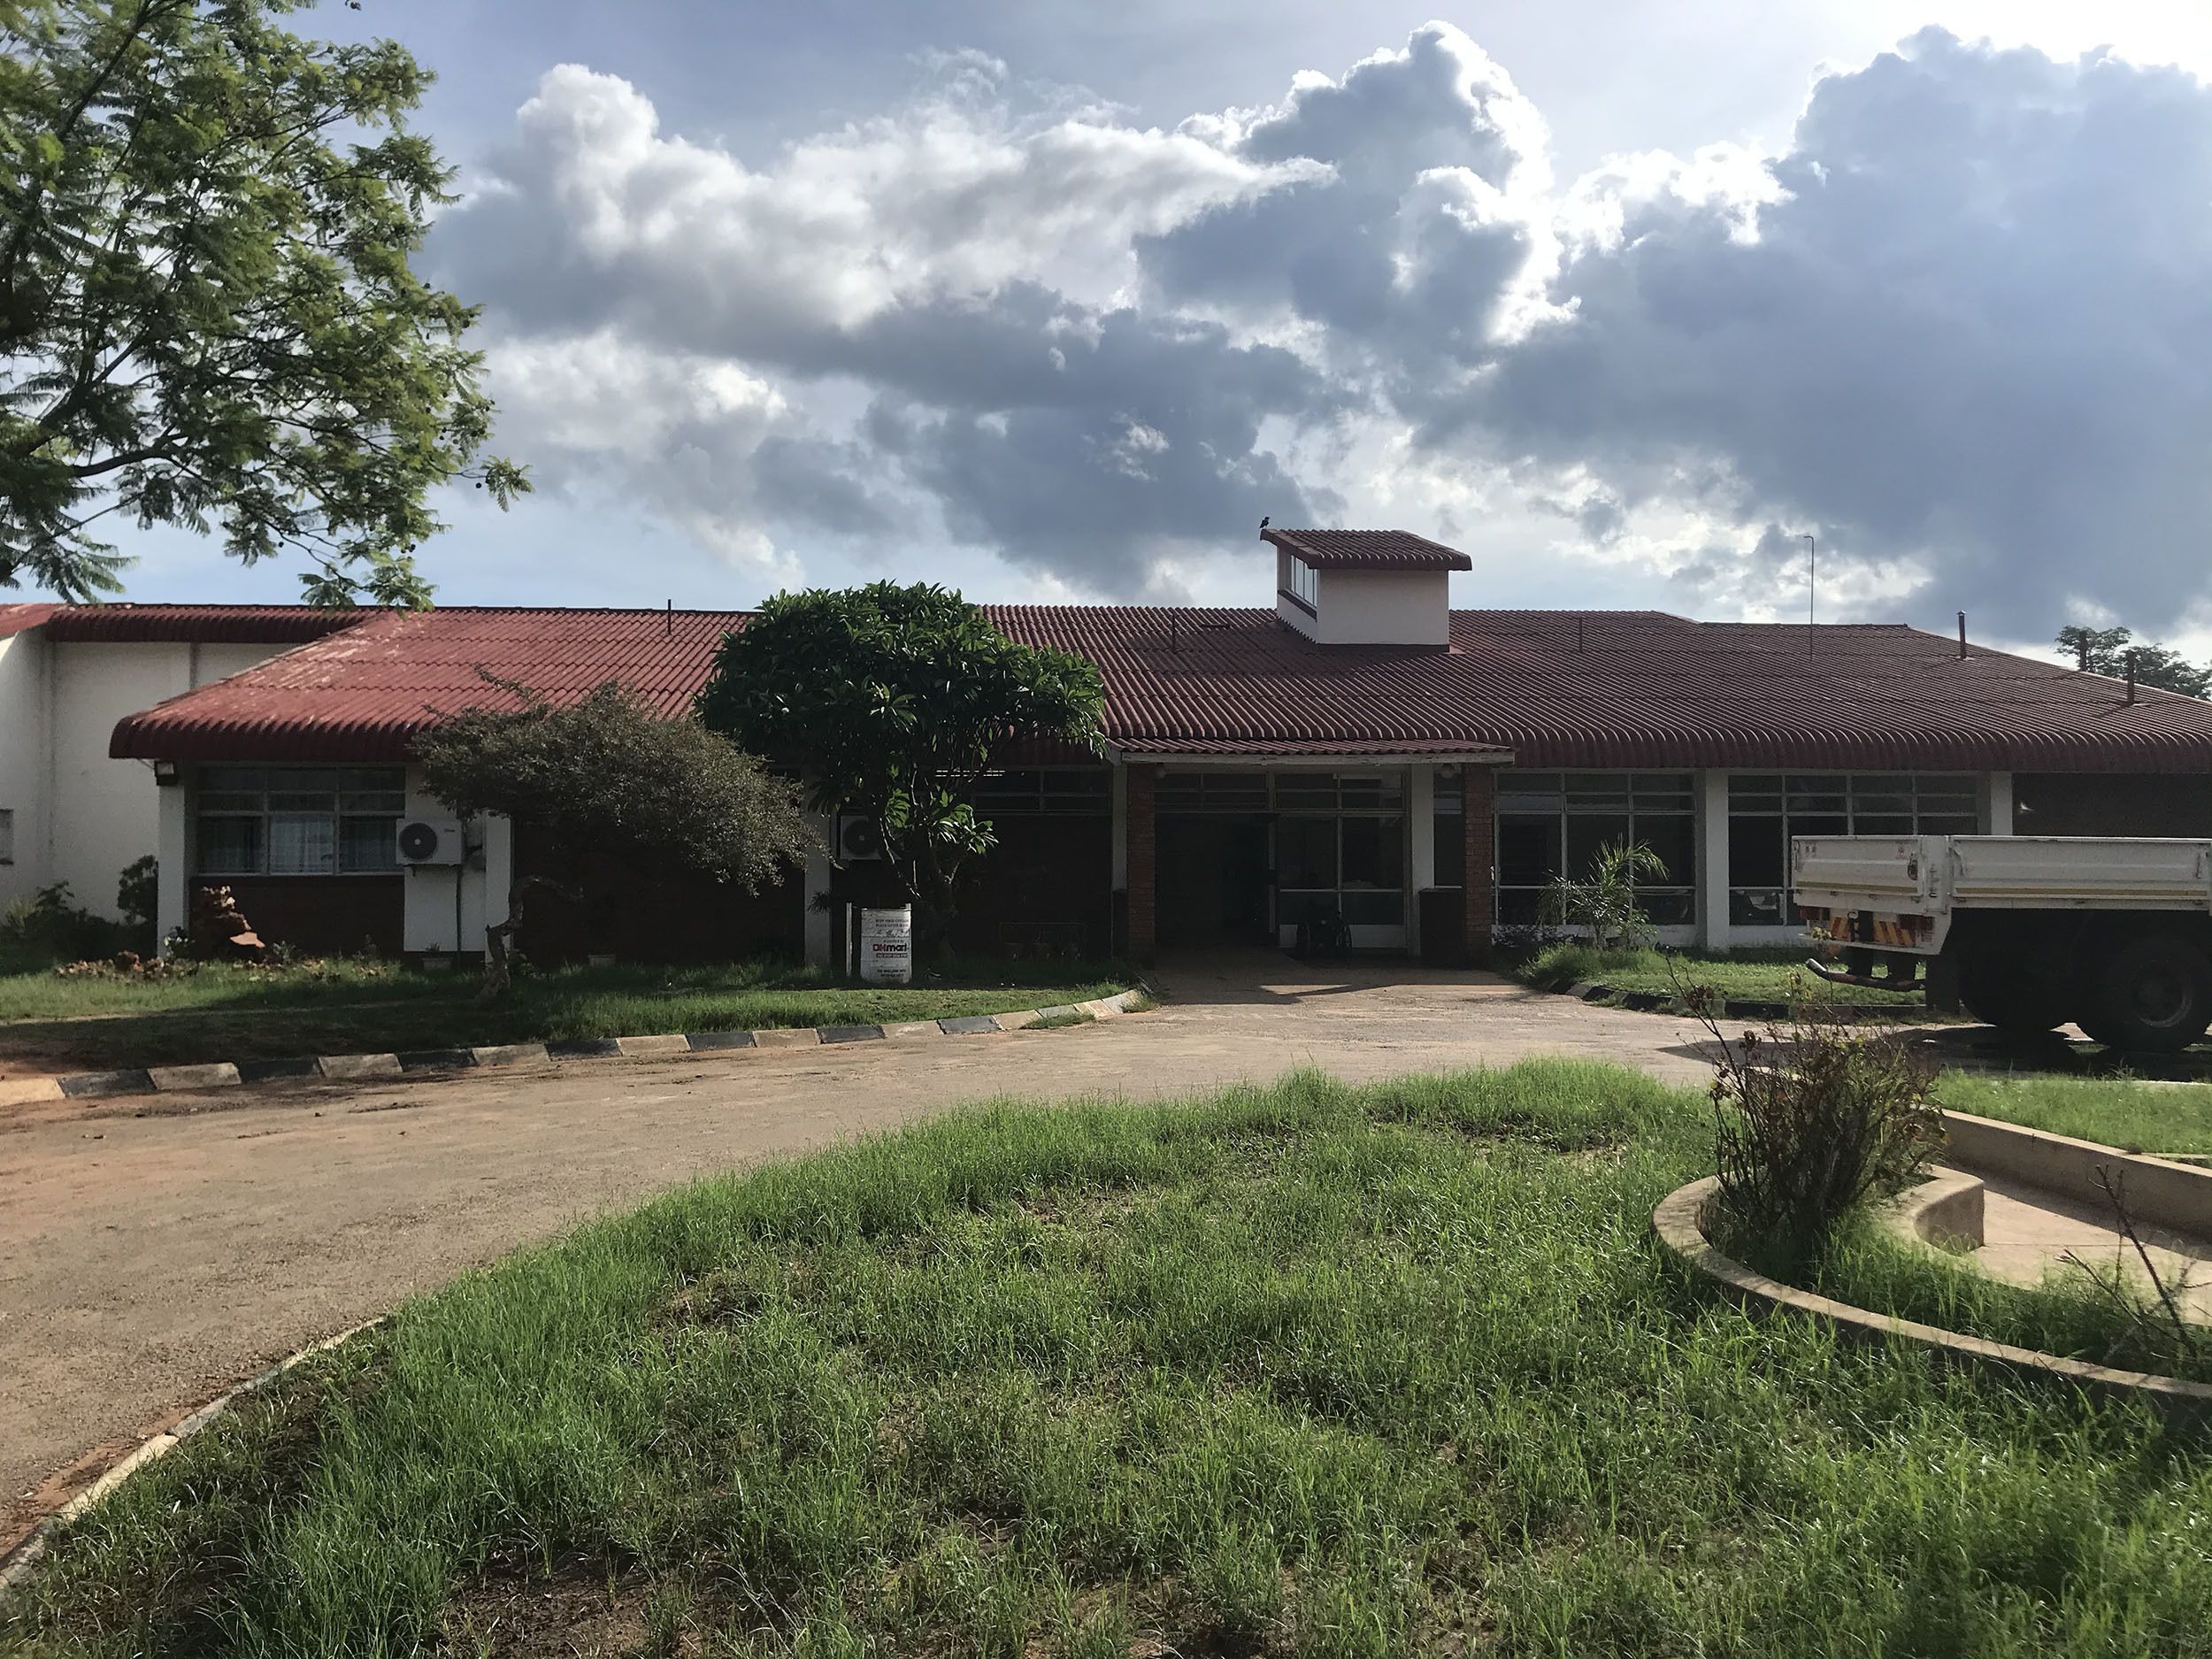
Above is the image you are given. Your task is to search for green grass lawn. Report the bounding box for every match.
[1937,1072,2212,1157]
[1786,1219,2212,1386]
[1516,943,1925,1010]
[12,1064,2210,1657]
[0,958,1131,1074]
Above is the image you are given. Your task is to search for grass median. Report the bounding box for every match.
[1515,943,1925,1010]
[0,958,1131,1074]
[12,1063,2209,1657]
[1936,1072,2212,1157]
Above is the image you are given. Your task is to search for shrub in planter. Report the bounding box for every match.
[1697,995,1944,1260]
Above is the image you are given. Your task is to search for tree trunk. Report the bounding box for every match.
[480,874,580,1001]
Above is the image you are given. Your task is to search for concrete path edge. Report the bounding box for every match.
[1653,1175,2212,1419]
[0,1318,385,1597]
[0,987,1155,1110]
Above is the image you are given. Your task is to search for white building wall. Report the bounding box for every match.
[1279,567,1451,647]
[0,628,50,910]
[39,638,302,918]
[399,766,507,956]
[47,641,192,918]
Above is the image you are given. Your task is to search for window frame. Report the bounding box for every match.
[964,767,1111,817]
[192,766,407,879]
[1432,769,1697,927]
[1725,772,1980,926]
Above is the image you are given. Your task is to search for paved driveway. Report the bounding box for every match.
[2,957,1723,1544]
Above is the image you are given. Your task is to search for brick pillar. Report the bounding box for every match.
[1461,764,1495,966]
[1125,764,1157,964]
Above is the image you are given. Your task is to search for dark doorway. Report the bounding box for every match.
[1156,815,1273,947]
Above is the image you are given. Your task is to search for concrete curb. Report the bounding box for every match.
[0,1317,385,1596]
[1654,1176,2212,1419]
[0,985,1171,1592]
[0,987,1155,1110]
[1883,1168,1987,1250]
[1939,1110,2212,1237]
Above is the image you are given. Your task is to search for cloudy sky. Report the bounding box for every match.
[74,1,2212,656]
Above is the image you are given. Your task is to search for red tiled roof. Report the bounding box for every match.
[41,604,365,644]
[108,602,2212,772]
[112,607,749,761]
[0,603,59,638]
[1262,528,1473,571]
[989,607,2212,772]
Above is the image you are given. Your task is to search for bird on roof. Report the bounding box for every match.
[1258,515,1270,531]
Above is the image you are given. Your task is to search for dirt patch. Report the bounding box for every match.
[441,1563,662,1658]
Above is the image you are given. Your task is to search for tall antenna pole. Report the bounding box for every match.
[1796,533,1816,655]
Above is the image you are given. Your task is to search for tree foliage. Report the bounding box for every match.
[417,678,814,989]
[695,583,1106,941]
[2056,625,2211,699]
[0,0,527,606]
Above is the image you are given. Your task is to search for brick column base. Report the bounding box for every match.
[1461,764,1496,966]
[1125,764,1157,964]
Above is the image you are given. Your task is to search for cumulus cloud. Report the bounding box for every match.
[443,23,2212,626]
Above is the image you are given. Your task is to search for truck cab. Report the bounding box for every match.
[1793,834,2212,1052]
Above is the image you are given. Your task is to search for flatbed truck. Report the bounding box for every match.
[1792,834,2212,1051]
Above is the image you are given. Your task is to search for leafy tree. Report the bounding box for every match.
[417,678,814,994]
[0,0,527,607]
[1540,840,1668,952]
[695,583,1106,952]
[2056,625,2212,698]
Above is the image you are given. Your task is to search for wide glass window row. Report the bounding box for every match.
[196,767,406,877]
[1158,772,1404,812]
[1726,772,1978,925]
[1489,771,1697,926]
[966,768,1110,815]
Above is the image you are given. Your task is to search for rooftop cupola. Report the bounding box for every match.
[1264,527,1471,648]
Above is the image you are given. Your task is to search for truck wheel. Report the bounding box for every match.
[1957,954,2068,1035]
[2086,935,2212,1053]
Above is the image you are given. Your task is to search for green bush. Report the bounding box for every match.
[1704,1010,1944,1261]
[0,882,140,969]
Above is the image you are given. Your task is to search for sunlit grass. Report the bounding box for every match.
[1515,943,1923,1008]
[12,1063,2209,1657]
[1939,1072,2212,1157]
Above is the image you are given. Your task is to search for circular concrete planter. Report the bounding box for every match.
[1653,1177,2212,1419]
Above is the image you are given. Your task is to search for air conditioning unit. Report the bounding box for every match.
[396,819,465,866]
[835,815,886,862]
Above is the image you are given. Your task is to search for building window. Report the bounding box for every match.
[965,768,1110,815]
[1726,773,1978,926]
[1273,771,1406,928]
[0,807,12,864]
[1157,772,1271,811]
[1486,771,1697,927]
[195,767,406,877]
[1286,555,1319,610]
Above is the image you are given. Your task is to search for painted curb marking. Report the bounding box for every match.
[148,1063,242,1093]
[750,1027,820,1049]
[6,988,1156,1109]
[318,1052,401,1081]
[58,1069,154,1099]
[468,1043,549,1068]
